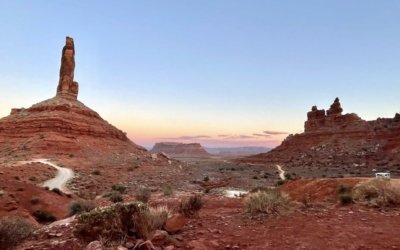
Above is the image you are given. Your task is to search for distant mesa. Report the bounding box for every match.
[151,142,210,158]
[0,37,147,159]
[205,147,271,157]
[238,97,400,172]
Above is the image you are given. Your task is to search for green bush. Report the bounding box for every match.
[244,188,291,215]
[203,176,210,182]
[178,195,203,217]
[69,200,96,216]
[135,186,151,203]
[0,217,36,250]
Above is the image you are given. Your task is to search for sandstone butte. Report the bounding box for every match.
[238,97,400,170]
[0,36,148,161]
[151,142,211,158]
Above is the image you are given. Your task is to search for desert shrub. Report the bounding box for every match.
[69,199,96,216]
[352,179,400,207]
[275,179,286,186]
[32,209,56,223]
[135,186,151,203]
[74,202,153,242]
[51,188,63,196]
[91,170,101,175]
[109,191,123,203]
[127,167,135,172]
[178,195,203,217]
[338,184,351,194]
[284,173,293,180]
[29,176,37,181]
[112,184,127,194]
[203,176,210,182]
[339,193,353,205]
[244,188,291,215]
[30,196,40,205]
[0,216,36,250]
[162,184,174,196]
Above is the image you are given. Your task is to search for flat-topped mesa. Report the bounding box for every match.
[56,36,79,99]
[305,97,362,133]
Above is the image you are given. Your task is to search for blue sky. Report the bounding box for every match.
[0,1,399,148]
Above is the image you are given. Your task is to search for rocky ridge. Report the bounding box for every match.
[238,98,400,175]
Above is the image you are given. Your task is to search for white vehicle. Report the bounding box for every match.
[375,172,390,179]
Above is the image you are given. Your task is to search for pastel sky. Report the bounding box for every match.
[0,1,399,149]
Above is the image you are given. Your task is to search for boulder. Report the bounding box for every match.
[164,214,187,234]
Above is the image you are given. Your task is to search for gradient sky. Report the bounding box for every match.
[0,1,399,148]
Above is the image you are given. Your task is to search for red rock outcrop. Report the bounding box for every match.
[0,37,146,160]
[151,142,210,158]
[238,98,400,173]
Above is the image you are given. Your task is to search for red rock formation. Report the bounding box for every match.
[238,98,400,173]
[57,36,79,100]
[0,37,147,159]
[151,142,210,158]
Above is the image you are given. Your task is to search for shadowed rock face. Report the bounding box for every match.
[0,37,146,159]
[238,98,400,171]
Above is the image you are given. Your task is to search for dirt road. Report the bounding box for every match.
[19,159,74,193]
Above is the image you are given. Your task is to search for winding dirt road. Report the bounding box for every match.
[276,164,285,180]
[19,159,74,193]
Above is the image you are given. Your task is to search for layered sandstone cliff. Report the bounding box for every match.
[238,98,400,171]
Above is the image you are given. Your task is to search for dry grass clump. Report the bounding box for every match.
[149,205,171,230]
[244,188,291,215]
[352,179,400,207]
[178,195,203,217]
[0,216,36,250]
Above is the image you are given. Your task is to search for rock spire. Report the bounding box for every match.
[56,36,79,99]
